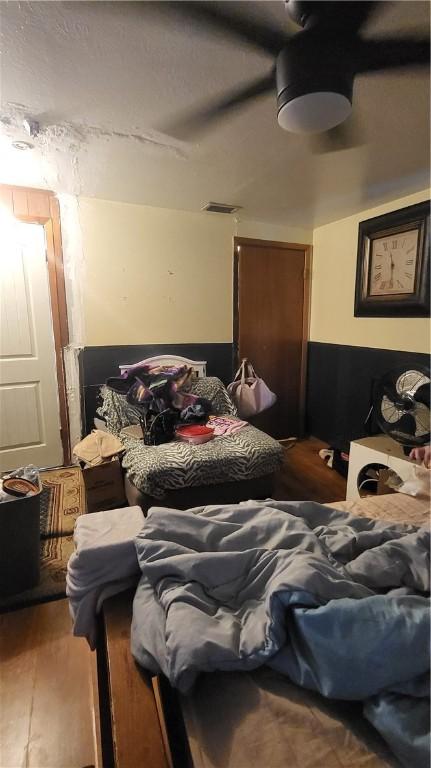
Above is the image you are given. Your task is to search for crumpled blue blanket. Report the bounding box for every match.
[131,500,430,768]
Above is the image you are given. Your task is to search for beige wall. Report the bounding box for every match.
[236,218,312,245]
[78,197,312,346]
[78,191,429,352]
[310,189,430,354]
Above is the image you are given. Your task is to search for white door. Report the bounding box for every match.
[0,220,63,472]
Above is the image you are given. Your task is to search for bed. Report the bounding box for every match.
[94,492,429,768]
[98,356,283,511]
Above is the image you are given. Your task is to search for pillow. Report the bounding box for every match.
[190,377,237,416]
[98,387,142,436]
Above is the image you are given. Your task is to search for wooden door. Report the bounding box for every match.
[0,220,63,471]
[234,238,311,440]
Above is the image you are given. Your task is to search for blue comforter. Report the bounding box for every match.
[131,500,430,767]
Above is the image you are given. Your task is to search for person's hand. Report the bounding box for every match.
[409,445,431,469]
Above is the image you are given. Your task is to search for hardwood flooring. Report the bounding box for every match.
[0,599,98,768]
[273,436,347,504]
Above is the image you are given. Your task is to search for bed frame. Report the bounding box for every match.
[124,473,275,515]
[119,355,207,378]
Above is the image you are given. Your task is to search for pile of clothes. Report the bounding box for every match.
[106,363,212,445]
[73,430,124,467]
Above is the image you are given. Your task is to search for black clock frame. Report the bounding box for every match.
[354,200,430,317]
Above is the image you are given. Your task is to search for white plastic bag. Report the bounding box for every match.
[227,360,277,419]
[388,464,431,499]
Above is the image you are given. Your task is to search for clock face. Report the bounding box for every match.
[369,229,419,296]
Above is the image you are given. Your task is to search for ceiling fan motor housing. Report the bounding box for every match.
[276,37,354,133]
[285,0,324,28]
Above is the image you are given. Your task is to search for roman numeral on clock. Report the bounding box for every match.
[374,272,382,282]
[406,259,413,265]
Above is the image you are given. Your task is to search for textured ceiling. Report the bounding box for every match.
[0,1,429,227]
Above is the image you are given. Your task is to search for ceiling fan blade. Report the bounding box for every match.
[355,37,430,74]
[153,2,288,56]
[287,1,382,32]
[159,71,276,140]
[310,114,365,153]
[341,1,383,32]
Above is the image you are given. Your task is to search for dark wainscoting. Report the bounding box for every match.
[306,341,430,453]
[80,343,234,434]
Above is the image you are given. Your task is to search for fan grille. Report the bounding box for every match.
[376,366,430,446]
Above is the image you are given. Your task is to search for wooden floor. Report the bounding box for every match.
[0,599,98,768]
[273,436,347,504]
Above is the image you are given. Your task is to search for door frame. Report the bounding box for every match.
[0,183,71,464]
[233,236,313,437]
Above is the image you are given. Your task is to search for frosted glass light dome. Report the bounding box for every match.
[277,91,352,134]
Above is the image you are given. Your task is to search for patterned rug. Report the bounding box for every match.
[40,466,86,536]
[0,466,85,613]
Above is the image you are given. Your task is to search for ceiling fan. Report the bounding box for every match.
[152,1,430,150]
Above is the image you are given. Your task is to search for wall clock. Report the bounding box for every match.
[354,200,430,317]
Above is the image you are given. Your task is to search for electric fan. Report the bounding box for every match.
[374,366,430,448]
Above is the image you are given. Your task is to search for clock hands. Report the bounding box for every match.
[388,252,394,288]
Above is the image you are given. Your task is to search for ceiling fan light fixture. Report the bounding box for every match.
[277,91,352,134]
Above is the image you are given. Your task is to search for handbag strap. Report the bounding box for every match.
[233,359,258,383]
[233,359,247,384]
[246,361,257,378]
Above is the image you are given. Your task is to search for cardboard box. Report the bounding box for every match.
[82,458,127,513]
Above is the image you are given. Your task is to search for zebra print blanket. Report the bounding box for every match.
[99,378,283,498]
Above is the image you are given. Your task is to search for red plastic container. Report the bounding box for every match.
[175,425,215,445]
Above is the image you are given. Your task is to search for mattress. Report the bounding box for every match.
[182,669,397,768]
[327,491,430,526]
[180,493,428,768]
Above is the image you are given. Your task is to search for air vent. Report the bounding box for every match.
[201,202,241,214]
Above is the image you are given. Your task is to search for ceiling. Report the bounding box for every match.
[0,1,429,228]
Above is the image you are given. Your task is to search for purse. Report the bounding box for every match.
[141,409,177,446]
[227,359,277,419]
